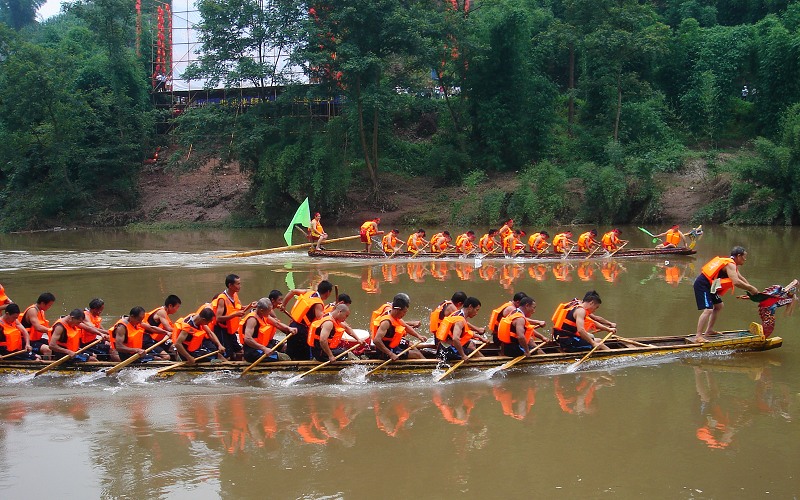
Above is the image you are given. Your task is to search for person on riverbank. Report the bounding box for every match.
[601,228,626,252]
[373,296,426,360]
[79,298,119,362]
[0,285,13,312]
[655,225,688,248]
[488,291,528,346]
[498,296,547,357]
[479,229,499,254]
[360,218,383,253]
[212,274,256,361]
[406,229,428,254]
[0,304,39,360]
[284,280,334,360]
[174,307,224,364]
[577,230,601,253]
[110,307,172,361]
[50,309,96,362]
[694,246,759,343]
[382,229,403,254]
[240,298,295,363]
[553,231,575,255]
[528,231,550,253]
[144,295,182,359]
[552,291,617,351]
[308,304,364,362]
[310,212,328,251]
[436,296,487,361]
[21,293,54,359]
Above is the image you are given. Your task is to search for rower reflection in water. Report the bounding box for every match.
[492,383,537,421]
[554,373,614,415]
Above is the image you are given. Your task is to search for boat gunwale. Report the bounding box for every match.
[307,247,696,260]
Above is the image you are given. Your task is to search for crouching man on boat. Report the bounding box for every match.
[498,297,547,357]
[50,309,97,362]
[694,246,759,343]
[174,307,224,364]
[110,307,172,362]
[373,296,427,361]
[307,304,365,362]
[552,291,616,351]
[79,299,119,362]
[0,304,40,360]
[240,298,295,363]
[436,297,488,361]
[488,292,528,348]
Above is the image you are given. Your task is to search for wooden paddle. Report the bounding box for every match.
[609,241,629,257]
[584,245,602,260]
[0,349,27,360]
[435,341,489,382]
[563,244,577,259]
[411,243,430,258]
[496,340,551,372]
[535,243,551,257]
[435,245,455,258]
[155,349,221,375]
[388,243,406,259]
[611,335,654,348]
[33,339,102,377]
[296,343,361,379]
[567,331,615,372]
[366,341,422,375]
[105,336,170,376]
[216,235,362,258]
[240,333,294,377]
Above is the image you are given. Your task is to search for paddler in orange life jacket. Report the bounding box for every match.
[50,309,96,362]
[552,231,575,254]
[435,296,488,361]
[654,224,688,249]
[110,306,172,361]
[406,229,428,254]
[503,230,526,256]
[382,229,403,254]
[528,231,550,253]
[240,298,296,363]
[143,294,182,359]
[455,231,476,255]
[283,280,334,360]
[0,303,40,360]
[20,292,54,359]
[360,218,384,253]
[174,307,222,364]
[488,291,528,347]
[577,229,601,253]
[78,298,119,362]
[478,229,499,254]
[429,291,467,343]
[498,219,514,241]
[601,228,626,252]
[551,290,617,351]
[308,304,365,362]
[431,231,452,253]
[694,246,758,343]
[309,212,328,251]
[0,284,13,313]
[324,293,352,314]
[212,274,257,361]
[373,295,427,360]
[497,296,548,357]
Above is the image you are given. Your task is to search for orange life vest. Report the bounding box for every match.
[144,306,173,341]
[373,313,406,348]
[0,317,23,351]
[498,224,513,239]
[497,310,536,344]
[173,315,207,352]
[479,234,496,253]
[211,291,242,335]
[701,256,735,295]
[290,291,324,326]
[371,303,392,336]
[382,233,400,253]
[431,233,448,252]
[238,311,276,346]
[361,221,378,238]
[601,231,619,251]
[429,300,452,334]
[307,314,345,349]
[21,305,48,342]
[53,318,81,352]
[310,220,324,237]
[488,301,512,334]
[553,233,569,253]
[435,311,473,344]
[577,232,595,252]
[407,234,424,251]
[551,302,595,337]
[665,229,681,246]
[528,233,547,251]
[80,309,103,344]
[109,318,144,350]
[455,234,474,253]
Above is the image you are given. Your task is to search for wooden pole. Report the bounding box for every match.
[435,341,489,382]
[496,340,552,372]
[216,235,361,259]
[366,341,422,375]
[155,349,221,375]
[567,331,615,372]
[105,336,169,375]
[296,343,360,379]
[240,333,294,377]
[0,349,27,360]
[33,339,102,377]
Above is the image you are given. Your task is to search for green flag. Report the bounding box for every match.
[283,197,311,246]
[284,263,295,291]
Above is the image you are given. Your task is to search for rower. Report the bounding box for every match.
[371,293,422,335]
[310,212,328,251]
[110,307,171,361]
[324,293,352,314]
[655,225,688,248]
[406,229,428,253]
[174,307,223,364]
[488,292,527,347]
[283,280,333,360]
[552,231,575,255]
[50,309,96,362]
[478,229,499,254]
[577,229,601,253]
[0,304,39,360]
[497,297,547,357]
[79,298,119,362]
[0,284,13,312]
[503,230,526,255]
[307,304,364,362]
[455,231,476,255]
[239,298,295,363]
[373,296,427,360]
[601,228,626,252]
[143,295,182,360]
[21,293,54,360]
[381,229,403,254]
[360,218,383,253]
[551,291,616,351]
[435,297,487,361]
[498,219,514,240]
[528,231,549,253]
[429,291,467,345]
[694,246,758,343]
[430,231,452,253]
[211,274,256,361]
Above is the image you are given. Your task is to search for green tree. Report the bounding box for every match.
[0,0,45,30]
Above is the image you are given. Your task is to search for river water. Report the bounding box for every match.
[0,225,797,498]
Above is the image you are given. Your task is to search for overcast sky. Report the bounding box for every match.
[38,0,64,21]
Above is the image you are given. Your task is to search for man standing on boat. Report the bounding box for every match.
[654,225,688,248]
[497,296,547,357]
[212,274,257,361]
[284,280,334,360]
[552,291,616,351]
[694,246,759,343]
[360,218,383,253]
[310,212,328,251]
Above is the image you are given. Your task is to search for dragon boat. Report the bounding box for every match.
[307,246,696,260]
[0,324,780,377]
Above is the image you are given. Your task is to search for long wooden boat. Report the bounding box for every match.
[0,324,780,377]
[307,246,696,260]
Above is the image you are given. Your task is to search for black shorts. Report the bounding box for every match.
[694,275,722,310]
[143,335,172,355]
[377,339,411,360]
[502,342,526,357]
[29,339,48,354]
[185,339,220,362]
[81,341,113,361]
[243,345,279,363]
[0,348,37,360]
[215,326,243,358]
[556,335,592,352]
[311,342,346,362]
[436,343,474,362]
[286,322,311,360]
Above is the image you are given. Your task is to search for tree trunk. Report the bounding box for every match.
[568,43,575,137]
[613,71,622,143]
[355,77,379,192]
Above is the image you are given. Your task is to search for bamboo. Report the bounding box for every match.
[435,341,489,382]
[610,335,654,348]
[367,341,422,375]
[155,349,221,375]
[0,349,27,360]
[296,343,361,379]
[105,336,169,375]
[33,339,102,377]
[496,340,552,372]
[567,331,615,372]
[609,241,629,257]
[240,333,294,377]
[216,235,362,258]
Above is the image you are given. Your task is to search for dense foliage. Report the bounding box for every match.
[3,0,800,228]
